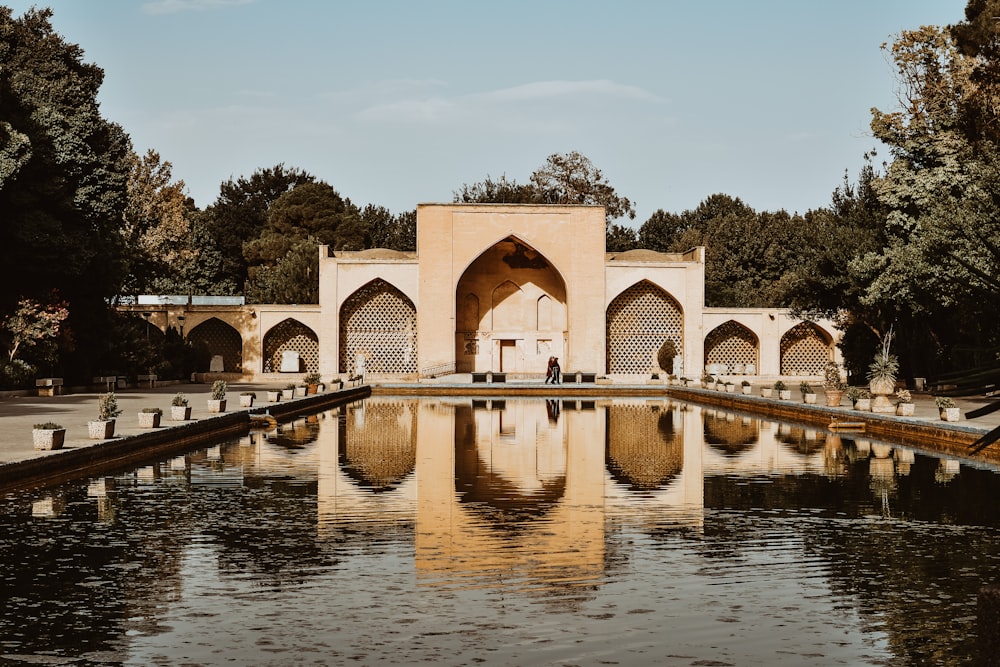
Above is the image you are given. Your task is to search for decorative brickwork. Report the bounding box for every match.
[607,281,683,374]
[705,320,758,374]
[339,279,418,375]
[187,317,242,373]
[262,318,319,373]
[780,322,831,376]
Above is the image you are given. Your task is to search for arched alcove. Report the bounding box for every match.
[454,236,567,373]
[780,322,833,376]
[606,280,683,374]
[187,317,243,373]
[339,279,418,375]
[704,320,759,374]
[262,318,319,373]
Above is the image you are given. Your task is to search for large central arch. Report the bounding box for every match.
[454,236,567,374]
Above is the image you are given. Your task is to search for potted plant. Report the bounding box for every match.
[32,422,66,451]
[846,386,871,411]
[800,381,816,404]
[138,407,162,428]
[701,373,715,389]
[724,381,735,393]
[239,391,256,408]
[760,384,773,398]
[294,383,308,397]
[267,388,282,402]
[867,327,899,414]
[741,379,752,395]
[89,392,121,439]
[208,380,227,413]
[895,389,915,416]
[823,361,846,407]
[171,393,192,421]
[304,372,323,394]
[936,396,960,422]
[774,380,791,400]
[282,383,296,399]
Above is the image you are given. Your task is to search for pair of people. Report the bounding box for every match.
[545,356,561,384]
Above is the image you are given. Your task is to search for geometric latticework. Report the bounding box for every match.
[187,317,242,373]
[606,404,682,490]
[339,279,417,375]
[703,412,759,457]
[339,400,417,492]
[705,320,758,373]
[262,318,319,373]
[780,322,831,376]
[606,281,683,374]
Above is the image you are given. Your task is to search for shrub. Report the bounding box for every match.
[171,393,189,407]
[773,380,787,391]
[98,392,122,421]
[799,381,814,395]
[33,422,63,430]
[935,396,956,409]
[895,389,912,405]
[141,407,162,415]
[210,380,227,400]
[304,372,322,385]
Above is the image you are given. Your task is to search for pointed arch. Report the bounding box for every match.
[536,295,552,330]
[606,280,683,374]
[187,317,243,373]
[704,320,759,374]
[262,318,319,373]
[780,321,833,375]
[491,280,526,330]
[339,278,417,375]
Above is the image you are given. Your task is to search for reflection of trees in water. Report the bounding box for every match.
[338,401,416,492]
[703,411,759,456]
[453,404,566,534]
[776,425,827,455]
[606,405,682,491]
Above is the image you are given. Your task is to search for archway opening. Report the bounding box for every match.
[606,280,683,375]
[339,278,418,376]
[780,322,833,376]
[705,320,759,375]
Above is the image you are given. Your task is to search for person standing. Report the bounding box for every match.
[552,357,561,384]
[545,356,554,384]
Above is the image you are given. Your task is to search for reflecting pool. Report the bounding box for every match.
[3,397,1000,665]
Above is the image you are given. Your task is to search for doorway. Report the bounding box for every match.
[499,340,516,372]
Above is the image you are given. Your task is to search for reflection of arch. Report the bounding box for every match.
[607,280,683,374]
[780,322,832,375]
[705,320,758,373]
[703,412,759,456]
[453,403,566,532]
[339,279,417,374]
[776,425,827,455]
[606,404,682,490]
[187,317,242,372]
[266,417,320,449]
[338,401,417,492]
[262,318,318,373]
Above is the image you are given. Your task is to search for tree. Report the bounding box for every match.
[244,182,362,303]
[453,174,540,205]
[2,296,69,364]
[529,151,636,223]
[120,149,195,296]
[0,7,131,382]
[202,164,315,294]
[363,205,417,251]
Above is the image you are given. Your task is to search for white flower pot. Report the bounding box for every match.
[171,405,192,421]
[88,420,115,440]
[32,428,66,451]
[207,399,227,413]
[137,411,161,428]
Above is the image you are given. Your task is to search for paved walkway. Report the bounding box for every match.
[2,381,999,468]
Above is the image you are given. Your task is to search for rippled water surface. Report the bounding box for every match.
[3,397,1000,666]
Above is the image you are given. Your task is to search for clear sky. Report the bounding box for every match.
[7,0,968,223]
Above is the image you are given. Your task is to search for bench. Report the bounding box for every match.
[35,377,63,397]
[93,376,117,391]
[471,372,488,383]
[138,373,157,388]
[491,373,506,383]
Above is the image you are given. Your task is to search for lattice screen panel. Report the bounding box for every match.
[606,405,682,490]
[339,280,418,374]
[263,319,319,373]
[780,322,830,375]
[606,282,683,374]
[187,318,242,372]
[339,401,416,491]
[704,321,758,372]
